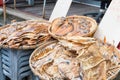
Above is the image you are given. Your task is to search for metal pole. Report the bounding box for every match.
[3,0,7,25]
[42,0,46,18]
[14,0,16,9]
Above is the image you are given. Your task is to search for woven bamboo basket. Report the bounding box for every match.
[29,40,58,80]
[29,40,120,80]
[48,15,98,40]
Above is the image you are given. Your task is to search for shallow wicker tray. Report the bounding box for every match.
[48,15,98,40]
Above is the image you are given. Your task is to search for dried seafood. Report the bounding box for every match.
[30,41,82,80]
[30,39,120,80]
[0,20,51,48]
[29,15,120,80]
[48,15,98,40]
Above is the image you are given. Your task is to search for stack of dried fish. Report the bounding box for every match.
[30,39,120,80]
[29,15,120,80]
[0,20,51,48]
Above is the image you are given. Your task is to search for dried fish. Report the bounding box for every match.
[29,16,120,80]
[0,20,51,48]
[49,15,98,40]
[30,39,120,80]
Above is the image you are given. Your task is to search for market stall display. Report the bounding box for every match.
[49,15,97,40]
[29,15,120,80]
[0,20,52,80]
[0,20,51,49]
[30,39,120,80]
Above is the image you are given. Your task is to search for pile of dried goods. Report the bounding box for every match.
[0,20,51,48]
[29,15,120,80]
[30,39,120,80]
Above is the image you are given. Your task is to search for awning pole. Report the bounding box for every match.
[3,0,7,25]
[14,0,16,9]
[42,0,46,18]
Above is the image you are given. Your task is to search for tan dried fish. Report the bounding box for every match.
[49,15,98,40]
[58,40,88,52]
[64,36,96,44]
[84,61,107,80]
[0,20,51,48]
